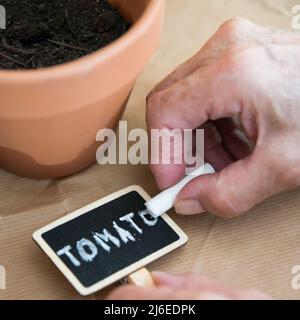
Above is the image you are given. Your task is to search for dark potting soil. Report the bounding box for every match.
[0,0,131,70]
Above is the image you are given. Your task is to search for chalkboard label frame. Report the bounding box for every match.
[33,185,188,296]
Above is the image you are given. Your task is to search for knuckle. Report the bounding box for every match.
[146,93,160,125]
[218,17,250,39]
[262,141,300,189]
[210,192,244,218]
[283,170,300,188]
[146,91,157,109]
[146,86,159,105]
[201,181,245,218]
[221,47,259,87]
[222,17,251,33]
[146,91,172,130]
[275,156,300,188]
[146,91,153,105]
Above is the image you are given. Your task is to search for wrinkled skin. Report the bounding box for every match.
[147,17,300,218]
[109,18,300,300]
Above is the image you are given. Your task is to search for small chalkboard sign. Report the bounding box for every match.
[33,186,188,296]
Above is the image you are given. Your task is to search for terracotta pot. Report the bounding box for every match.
[0,0,165,179]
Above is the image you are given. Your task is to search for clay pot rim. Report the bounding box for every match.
[0,0,160,82]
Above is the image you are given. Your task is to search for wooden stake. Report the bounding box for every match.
[128,268,154,287]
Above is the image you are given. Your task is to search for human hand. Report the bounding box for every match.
[146,17,300,217]
[108,272,270,300]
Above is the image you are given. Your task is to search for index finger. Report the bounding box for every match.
[147,65,240,189]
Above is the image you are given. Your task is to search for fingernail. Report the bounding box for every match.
[175,199,205,215]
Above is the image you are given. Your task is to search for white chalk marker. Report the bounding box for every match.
[145,163,215,218]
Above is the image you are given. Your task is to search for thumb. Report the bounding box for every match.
[175,151,283,218]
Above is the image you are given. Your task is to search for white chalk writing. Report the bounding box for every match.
[120,212,143,234]
[93,229,121,253]
[113,221,135,243]
[76,239,98,262]
[56,211,159,267]
[139,210,158,226]
[57,245,81,267]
